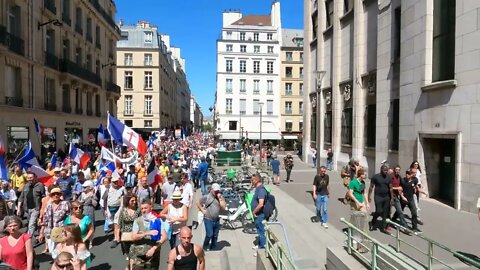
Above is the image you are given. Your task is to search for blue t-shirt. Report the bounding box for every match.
[251,185,267,215]
[198,162,209,179]
[56,177,75,200]
[271,159,280,174]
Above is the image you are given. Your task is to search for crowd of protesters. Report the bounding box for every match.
[0,132,226,269]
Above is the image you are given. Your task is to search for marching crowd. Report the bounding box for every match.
[0,133,231,270]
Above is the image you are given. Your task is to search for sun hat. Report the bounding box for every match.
[211,183,221,192]
[171,190,183,200]
[82,180,94,188]
[53,167,61,172]
[111,177,119,182]
[50,227,66,243]
[50,187,62,194]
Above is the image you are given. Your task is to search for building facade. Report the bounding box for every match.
[280,29,304,150]
[190,96,203,132]
[214,1,282,142]
[0,0,120,158]
[304,0,480,212]
[116,21,190,132]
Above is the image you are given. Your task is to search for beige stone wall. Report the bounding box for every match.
[280,48,304,134]
[0,0,120,155]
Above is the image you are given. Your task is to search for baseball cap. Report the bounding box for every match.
[82,180,94,188]
[106,170,113,175]
[211,183,221,192]
[111,178,119,182]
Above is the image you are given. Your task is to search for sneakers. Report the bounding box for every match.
[322,223,329,229]
[110,240,119,248]
[252,245,259,250]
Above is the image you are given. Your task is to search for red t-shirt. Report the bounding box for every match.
[0,233,31,270]
[391,175,401,195]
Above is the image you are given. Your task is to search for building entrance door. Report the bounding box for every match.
[438,139,455,206]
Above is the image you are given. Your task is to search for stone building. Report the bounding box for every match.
[116,21,190,132]
[304,0,480,212]
[214,1,283,142]
[0,0,120,158]
[280,29,304,150]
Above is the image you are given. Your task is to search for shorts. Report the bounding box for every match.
[272,171,280,176]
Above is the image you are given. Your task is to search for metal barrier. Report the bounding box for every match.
[340,217,417,270]
[386,219,480,269]
[264,221,298,270]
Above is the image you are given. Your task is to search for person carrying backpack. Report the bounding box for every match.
[251,173,276,256]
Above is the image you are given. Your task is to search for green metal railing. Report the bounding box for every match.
[340,217,416,270]
[386,219,480,269]
[264,221,297,270]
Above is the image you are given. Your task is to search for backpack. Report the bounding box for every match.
[262,187,276,220]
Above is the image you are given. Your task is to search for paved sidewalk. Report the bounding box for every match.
[272,154,480,269]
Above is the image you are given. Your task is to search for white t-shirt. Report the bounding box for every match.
[181,182,193,207]
[477,197,480,209]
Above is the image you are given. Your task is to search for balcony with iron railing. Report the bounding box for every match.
[45,52,59,70]
[285,109,292,114]
[62,13,71,26]
[285,90,293,96]
[59,59,102,86]
[225,109,232,114]
[0,25,25,56]
[124,110,133,116]
[44,0,57,14]
[75,24,83,35]
[107,81,121,94]
[5,96,22,107]
[88,0,121,35]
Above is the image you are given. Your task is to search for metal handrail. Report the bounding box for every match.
[264,221,298,270]
[340,217,416,270]
[386,219,480,269]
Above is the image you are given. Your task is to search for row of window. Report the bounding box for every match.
[285,52,303,62]
[227,121,303,132]
[284,67,304,78]
[124,95,153,115]
[124,71,153,89]
[225,31,273,41]
[225,44,275,54]
[225,79,274,94]
[284,83,304,95]
[225,60,275,73]
[123,53,153,66]
[223,100,303,115]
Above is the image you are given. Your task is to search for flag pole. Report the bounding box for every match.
[107,112,117,163]
[8,141,29,170]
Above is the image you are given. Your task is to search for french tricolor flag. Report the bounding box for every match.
[0,136,6,181]
[69,143,90,170]
[107,113,147,156]
[18,142,54,186]
[97,124,109,147]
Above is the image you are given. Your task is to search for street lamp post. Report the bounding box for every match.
[259,101,264,166]
[314,71,326,175]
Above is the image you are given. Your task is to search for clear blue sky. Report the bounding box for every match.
[116,0,304,117]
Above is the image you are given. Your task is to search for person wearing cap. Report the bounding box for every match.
[198,157,209,195]
[159,189,188,249]
[17,171,45,240]
[196,183,226,251]
[162,175,177,208]
[104,177,126,248]
[78,180,98,247]
[283,153,294,183]
[39,186,71,254]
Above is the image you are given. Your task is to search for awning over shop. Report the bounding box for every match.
[283,135,298,140]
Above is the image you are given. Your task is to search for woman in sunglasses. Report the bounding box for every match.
[51,251,81,270]
[64,201,94,249]
[51,225,90,270]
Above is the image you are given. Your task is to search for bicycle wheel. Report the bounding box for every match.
[241,211,257,234]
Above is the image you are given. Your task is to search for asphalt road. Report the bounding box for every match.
[274,155,480,269]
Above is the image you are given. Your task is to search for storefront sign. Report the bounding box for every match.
[65,121,81,126]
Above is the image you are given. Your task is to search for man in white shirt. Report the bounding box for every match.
[181,174,194,208]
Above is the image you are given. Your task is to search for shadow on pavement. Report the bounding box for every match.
[89,263,112,270]
[36,253,52,264]
[93,234,112,246]
[215,240,231,250]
